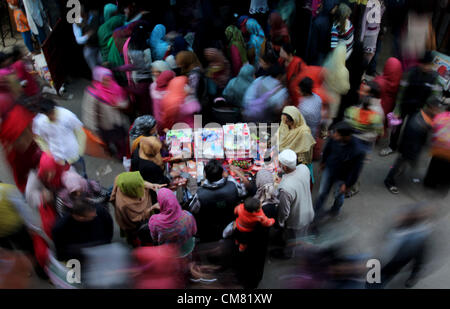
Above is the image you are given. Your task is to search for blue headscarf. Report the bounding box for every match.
[246,19,265,65]
[148,24,170,60]
[223,64,256,107]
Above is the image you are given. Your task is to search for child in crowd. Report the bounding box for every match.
[234,197,275,252]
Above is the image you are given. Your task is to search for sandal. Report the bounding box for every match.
[379,147,394,157]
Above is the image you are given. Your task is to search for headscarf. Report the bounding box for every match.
[155,70,176,91]
[225,25,248,65]
[98,14,126,62]
[130,115,157,141]
[37,152,69,190]
[161,76,188,129]
[374,57,403,115]
[61,170,89,194]
[204,48,231,89]
[103,3,118,22]
[246,18,265,64]
[139,136,163,168]
[254,169,279,206]
[269,12,290,40]
[223,64,255,107]
[148,188,184,232]
[87,66,127,106]
[171,35,189,56]
[116,171,145,198]
[323,44,350,94]
[148,24,169,60]
[176,51,202,75]
[151,60,171,73]
[278,106,316,159]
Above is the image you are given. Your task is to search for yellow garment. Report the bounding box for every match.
[323,44,350,95]
[0,184,23,237]
[278,106,316,164]
[131,136,144,154]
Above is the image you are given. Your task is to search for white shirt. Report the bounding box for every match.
[33,107,83,162]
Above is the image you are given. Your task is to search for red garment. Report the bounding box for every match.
[374,57,403,116]
[234,203,275,233]
[37,152,70,191]
[230,45,243,77]
[269,12,290,44]
[0,104,41,193]
[290,64,329,105]
[132,245,185,289]
[11,60,40,97]
[32,202,57,267]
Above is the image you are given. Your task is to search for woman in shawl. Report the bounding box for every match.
[322,44,350,125]
[150,70,176,131]
[254,169,279,219]
[204,48,231,92]
[373,57,403,129]
[149,24,170,61]
[131,136,170,203]
[110,171,162,246]
[151,60,171,82]
[129,115,158,154]
[277,106,316,166]
[245,18,265,67]
[223,64,255,108]
[160,76,201,130]
[175,51,203,99]
[225,25,248,76]
[98,4,126,64]
[268,12,290,51]
[82,66,129,160]
[148,188,197,252]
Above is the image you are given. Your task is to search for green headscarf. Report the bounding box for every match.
[225,25,248,65]
[104,3,118,22]
[98,14,126,62]
[116,172,145,198]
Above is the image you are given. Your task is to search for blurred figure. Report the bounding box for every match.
[150,71,176,132]
[82,67,129,160]
[98,4,126,64]
[148,188,197,256]
[271,149,314,259]
[279,42,306,105]
[245,18,265,67]
[424,102,450,193]
[268,12,290,50]
[225,25,248,76]
[175,51,205,106]
[132,244,186,289]
[242,63,288,123]
[373,57,403,132]
[223,64,255,109]
[160,76,201,130]
[384,97,443,195]
[149,24,170,61]
[10,46,40,100]
[110,172,161,246]
[330,3,354,60]
[371,203,434,288]
[314,122,365,219]
[380,52,441,157]
[32,99,87,178]
[150,60,171,82]
[360,0,385,66]
[298,77,323,139]
[322,44,350,127]
[52,195,113,262]
[7,0,34,54]
[204,48,231,94]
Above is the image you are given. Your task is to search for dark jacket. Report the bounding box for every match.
[195,178,240,242]
[322,136,366,187]
[399,111,432,161]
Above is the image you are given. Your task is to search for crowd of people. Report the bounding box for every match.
[0,0,449,289]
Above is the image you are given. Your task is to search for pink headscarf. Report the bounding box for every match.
[87,66,127,106]
[156,70,176,91]
[148,188,183,232]
[62,170,89,194]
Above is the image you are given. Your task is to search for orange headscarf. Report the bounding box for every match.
[160,76,188,130]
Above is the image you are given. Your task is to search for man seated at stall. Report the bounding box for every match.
[188,159,248,243]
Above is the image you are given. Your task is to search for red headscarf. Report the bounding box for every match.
[37,152,69,190]
[374,57,403,116]
[155,70,176,91]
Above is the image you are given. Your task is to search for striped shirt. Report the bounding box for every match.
[331,20,354,60]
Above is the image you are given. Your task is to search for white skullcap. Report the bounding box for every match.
[279,149,297,170]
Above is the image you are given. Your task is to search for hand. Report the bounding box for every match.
[149,203,160,212]
[144,182,166,192]
[42,190,53,203]
[340,184,347,194]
